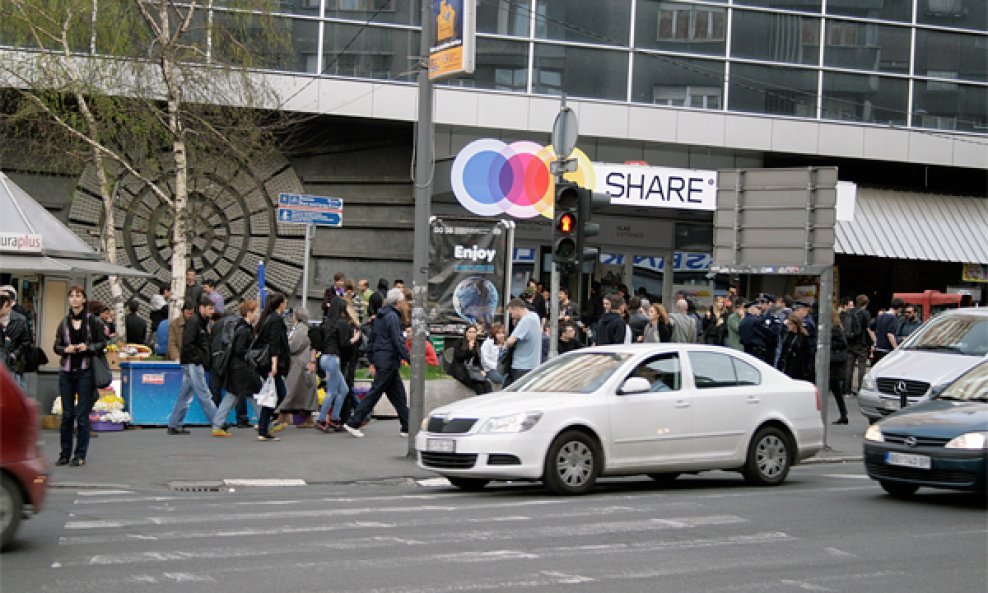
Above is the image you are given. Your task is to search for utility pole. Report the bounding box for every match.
[408,0,433,455]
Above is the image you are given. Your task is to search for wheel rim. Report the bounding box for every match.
[755,435,787,479]
[0,486,13,533]
[555,440,594,487]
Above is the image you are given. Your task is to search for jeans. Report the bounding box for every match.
[845,348,870,394]
[169,364,218,429]
[317,354,348,423]
[212,389,256,429]
[13,372,26,389]
[504,367,531,387]
[257,375,287,436]
[59,369,96,460]
[829,362,848,420]
[346,366,408,432]
[484,369,506,386]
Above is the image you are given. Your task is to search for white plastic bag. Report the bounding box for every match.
[254,377,277,409]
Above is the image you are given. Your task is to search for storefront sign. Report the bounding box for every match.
[429,0,476,81]
[0,232,42,253]
[962,263,988,283]
[429,218,511,328]
[141,374,165,385]
[596,163,717,212]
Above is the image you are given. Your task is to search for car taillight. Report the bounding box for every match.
[814,386,821,411]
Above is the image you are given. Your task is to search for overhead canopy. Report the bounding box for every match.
[835,189,988,265]
[0,171,151,277]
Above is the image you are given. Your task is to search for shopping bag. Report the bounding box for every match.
[92,354,113,389]
[253,377,277,409]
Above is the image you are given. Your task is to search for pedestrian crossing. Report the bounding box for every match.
[26,472,923,593]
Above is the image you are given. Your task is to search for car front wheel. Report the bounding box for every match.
[543,430,600,495]
[880,481,919,498]
[742,427,791,486]
[1,474,24,550]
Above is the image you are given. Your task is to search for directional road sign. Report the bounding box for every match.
[277,193,344,227]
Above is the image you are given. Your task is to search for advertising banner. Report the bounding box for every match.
[429,0,476,81]
[428,218,511,332]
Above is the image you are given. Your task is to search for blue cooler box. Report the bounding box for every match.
[121,361,257,426]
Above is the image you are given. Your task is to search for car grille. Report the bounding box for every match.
[876,378,930,397]
[427,417,478,434]
[882,433,950,448]
[420,452,478,469]
[866,461,976,485]
[487,454,521,466]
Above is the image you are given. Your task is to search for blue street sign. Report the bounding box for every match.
[277,193,344,227]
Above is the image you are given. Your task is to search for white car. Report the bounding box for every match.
[416,344,825,495]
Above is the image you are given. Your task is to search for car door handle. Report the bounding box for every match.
[746,396,760,404]
[674,401,690,408]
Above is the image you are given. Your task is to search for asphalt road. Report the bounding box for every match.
[4,464,985,593]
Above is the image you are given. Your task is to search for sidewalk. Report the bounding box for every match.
[39,398,867,491]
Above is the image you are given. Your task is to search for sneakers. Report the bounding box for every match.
[399,431,409,438]
[69,457,85,467]
[56,456,70,466]
[167,427,191,435]
[314,420,331,433]
[212,428,233,438]
[271,422,287,434]
[257,434,280,442]
[342,424,364,438]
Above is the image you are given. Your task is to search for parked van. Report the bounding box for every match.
[858,308,988,423]
[891,290,973,323]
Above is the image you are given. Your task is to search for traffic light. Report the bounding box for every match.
[578,188,610,249]
[552,181,580,266]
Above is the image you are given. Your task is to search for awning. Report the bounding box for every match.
[0,254,154,277]
[835,189,988,265]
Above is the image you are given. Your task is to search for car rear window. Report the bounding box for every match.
[688,351,761,388]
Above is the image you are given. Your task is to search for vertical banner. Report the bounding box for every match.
[428,218,508,332]
[429,0,476,81]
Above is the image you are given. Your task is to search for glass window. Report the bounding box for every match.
[917,0,988,33]
[284,0,419,24]
[478,0,530,37]
[535,0,632,46]
[635,1,727,57]
[728,63,817,117]
[901,315,988,356]
[632,54,724,108]
[915,29,988,84]
[506,352,633,393]
[212,11,314,72]
[822,72,908,125]
[913,80,988,132]
[533,43,629,100]
[733,358,761,385]
[626,353,682,392]
[823,20,910,74]
[734,0,821,14]
[437,37,529,92]
[826,0,912,23]
[731,9,820,65]
[689,351,738,388]
[322,22,418,81]
[939,362,988,401]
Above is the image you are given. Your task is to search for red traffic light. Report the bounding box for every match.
[557,212,575,234]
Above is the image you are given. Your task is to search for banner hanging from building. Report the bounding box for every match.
[962,263,988,283]
[429,0,476,81]
[428,218,512,332]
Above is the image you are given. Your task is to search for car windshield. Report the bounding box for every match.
[505,351,632,394]
[938,362,988,402]
[901,315,988,357]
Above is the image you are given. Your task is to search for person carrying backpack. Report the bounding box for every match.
[843,294,874,396]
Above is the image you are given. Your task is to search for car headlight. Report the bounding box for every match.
[479,412,543,434]
[862,372,876,391]
[945,432,988,450]
[420,417,430,431]
[864,424,884,443]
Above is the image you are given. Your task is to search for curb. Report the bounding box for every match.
[800,455,863,465]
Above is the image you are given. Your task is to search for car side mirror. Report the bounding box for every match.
[620,377,652,395]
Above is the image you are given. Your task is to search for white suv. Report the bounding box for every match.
[858,308,988,422]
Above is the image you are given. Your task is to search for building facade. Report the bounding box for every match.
[2,0,986,313]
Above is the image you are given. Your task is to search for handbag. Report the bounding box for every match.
[92,354,113,389]
[253,376,277,408]
[245,344,269,371]
[466,364,487,383]
[496,345,514,377]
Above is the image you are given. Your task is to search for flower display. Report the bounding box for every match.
[92,393,131,424]
[51,397,62,415]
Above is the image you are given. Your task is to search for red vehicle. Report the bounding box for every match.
[0,365,48,550]
[892,290,973,322]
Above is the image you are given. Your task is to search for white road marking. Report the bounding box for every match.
[823,547,855,557]
[822,474,871,480]
[76,490,135,496]
[223,478,306,487]
[540,571,594,584]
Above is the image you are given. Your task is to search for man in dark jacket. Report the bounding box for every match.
[167,296,218,434]
[343,288,410,438]
[595,294,627,345]
[0,287,31,387]
[124,299,148,345]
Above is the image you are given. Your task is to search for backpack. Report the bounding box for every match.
[210,317,237,376]
[842,309,863,344]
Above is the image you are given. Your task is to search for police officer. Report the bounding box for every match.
[739,301,767,361]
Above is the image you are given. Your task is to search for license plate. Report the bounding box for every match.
[886,451,931,470]
[881,399,901,411]
[427,438,455,453]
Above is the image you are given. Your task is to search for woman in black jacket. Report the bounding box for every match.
[776,314,813,381]
[312,297,358,432]
[53,284,107,467]
[829,309,850,424]
[449,325,492,395]
[219,300,263,429]
[254,292,290,441]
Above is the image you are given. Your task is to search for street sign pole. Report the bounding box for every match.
[549,97,578,358]
[301,224,313,315]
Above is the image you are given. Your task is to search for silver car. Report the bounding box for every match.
[859,308,988,422]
